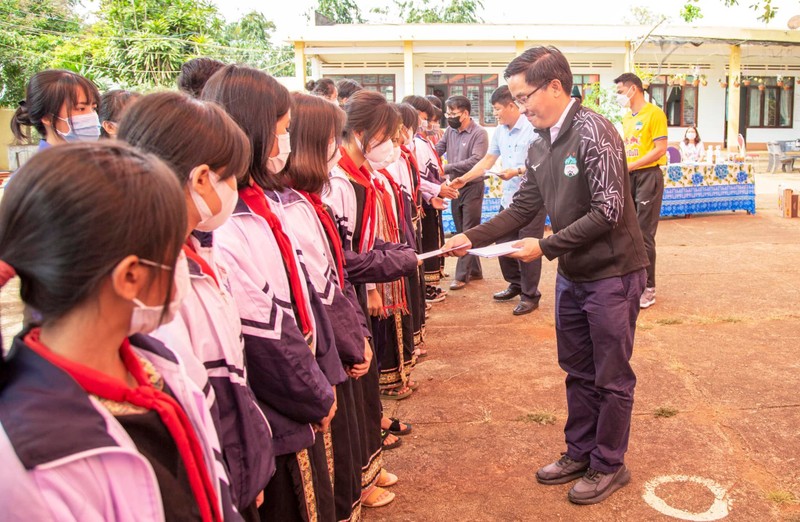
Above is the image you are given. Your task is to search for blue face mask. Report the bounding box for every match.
[56,112,101,142]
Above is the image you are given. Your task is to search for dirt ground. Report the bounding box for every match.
[372,181,800,521]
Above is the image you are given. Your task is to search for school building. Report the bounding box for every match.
[285,22,800,150]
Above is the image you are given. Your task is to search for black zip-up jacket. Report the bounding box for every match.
[465,102,648,282]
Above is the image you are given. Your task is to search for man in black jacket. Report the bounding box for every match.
[443,46,649,505]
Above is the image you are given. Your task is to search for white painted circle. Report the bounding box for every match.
[642,475,731,521]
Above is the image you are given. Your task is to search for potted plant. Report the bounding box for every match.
[719,77,728,88]
[758,80,766,91]
[743,77,752,86]
[777,75,784,87]
[700,74,708,86]
[734,76,741,88]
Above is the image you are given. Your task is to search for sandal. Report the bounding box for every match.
[387,417,412,435]
[407,380,420,391]
[381,430,402,450]
[376,469,399,487]
[380,386,412,401]
[361,486,395,508]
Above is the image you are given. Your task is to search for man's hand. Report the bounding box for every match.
[367,288,384,317]
[448,177,466,190]
[507,237,543,263]
[439,183,460,199]
[441,233,473,257]
[498,168,519,181]
[430,196,447,210]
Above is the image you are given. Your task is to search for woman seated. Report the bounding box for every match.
[679,126,705,162]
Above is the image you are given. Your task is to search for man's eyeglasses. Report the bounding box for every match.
[444,111,464,118]
[514,80,552,108]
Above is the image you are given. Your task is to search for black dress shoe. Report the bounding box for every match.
[493,288,521,301]
[513,301,539,316]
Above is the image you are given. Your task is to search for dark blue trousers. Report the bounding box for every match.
[555,268,646,473]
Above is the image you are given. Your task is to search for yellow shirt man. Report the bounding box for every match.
[622,102,668,170]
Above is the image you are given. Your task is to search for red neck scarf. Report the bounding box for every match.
[239,184,313,336]
[338,146,377,252]
[378,169,405,235]
[297,190,346,289]
[23,328,222,522]
[182,243,219,288]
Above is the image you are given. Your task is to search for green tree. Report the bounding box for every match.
[315,0,364,24]
[681,0,778,24]
[374,0,484,23]
[221,11,294,77]
[0,0,84,106]
[92,0,225,88]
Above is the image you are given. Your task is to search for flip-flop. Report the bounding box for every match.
[361,486,395,508]
[380,386,412,400]
[387,417,413,435]
[407,380,420,391]
[376,469,399,488]
[381,430,402,450]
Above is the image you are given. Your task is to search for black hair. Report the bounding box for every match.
[336,79,363,101]
[201,64,292,190]
[178,57,226,98]
[613,73,644,93]
[504,46,574,95]
[306,78,337,98]
[396,103,419,133]
[99,90,140,138]
[490,85,514,106]
[118,91,251,185]
[425,95,443,110]
[0,142,186,324]
[343,90,400,156]
[11,69,100,143]
[401,95,435,119]
[445,95,471,114]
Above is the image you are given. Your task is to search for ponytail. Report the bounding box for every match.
[11,101,36,143]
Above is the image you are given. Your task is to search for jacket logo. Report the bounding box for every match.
[564,154,579,177]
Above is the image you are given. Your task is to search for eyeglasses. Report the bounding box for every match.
[444,111,464,118]
[514,81,552,108]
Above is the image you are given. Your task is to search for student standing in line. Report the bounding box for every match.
[12,69,101,150]
[336,78,362,107]
[119,91,275,520]
[178,57,226,98]
[615,72,668,309]
[0,143,234,521]
[323,90,419,508]
[99,89,139,139]
[203,65,341,522]
[402,95,456,304]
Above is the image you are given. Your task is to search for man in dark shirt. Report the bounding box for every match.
[444,46,648,505]
[435,95,489,290]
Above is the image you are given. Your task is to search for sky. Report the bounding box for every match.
[214,0,800,41]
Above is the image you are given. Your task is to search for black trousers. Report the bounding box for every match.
[630,167,664,288]
[496,205,546,303]
[451,181,484,282]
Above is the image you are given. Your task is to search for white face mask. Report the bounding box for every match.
[686,132,697,140]
[358,137,395,170]
[326,140,342,173]
[267,133,291,174]
[128,251,189,336]
[57,112,101,142]
[616,86,633,109]
[419,119,428,131]
[403,129,414,146]
[189,170,238,232]
[390,145,402,164]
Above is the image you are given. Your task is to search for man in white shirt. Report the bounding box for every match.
[452,86,545,315]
